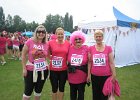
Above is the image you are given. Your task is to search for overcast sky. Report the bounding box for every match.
[0,0,140,26]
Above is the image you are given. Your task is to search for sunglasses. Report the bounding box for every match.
[37,30,46,34]
[75,38,82,41]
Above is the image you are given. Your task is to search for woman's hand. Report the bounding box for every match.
[23,69,27,77]
[111,74,116,83]
[87,75,91,83]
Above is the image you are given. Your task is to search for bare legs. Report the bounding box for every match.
[52,91,64,100]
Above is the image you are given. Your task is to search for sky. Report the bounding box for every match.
[0,0,140,26]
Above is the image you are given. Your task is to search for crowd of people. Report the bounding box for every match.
[0,24,120,100]
[0,31,29,65]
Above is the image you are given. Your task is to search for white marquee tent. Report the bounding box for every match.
[78,7,140,67]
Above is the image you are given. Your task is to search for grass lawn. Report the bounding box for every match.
[0,56,140,100]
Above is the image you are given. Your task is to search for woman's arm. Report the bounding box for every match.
[21,44,28,77]
[87,52,92,83]
[109,52,116,81]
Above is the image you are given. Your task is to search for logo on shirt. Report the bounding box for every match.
[33,44,44,50]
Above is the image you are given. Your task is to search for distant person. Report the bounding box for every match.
[0,33,7,65]
[7,33,14,59]
[67,31,89,100]
[12,32,20,60]
[19,35,26,60]
[50,34,57,40]
[87,30,116,100]
[65,36,70,42]
[22,25,49,100]
[48,27,70,100]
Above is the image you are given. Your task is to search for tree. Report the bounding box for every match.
[13,15,27,32]
[0,7,5,31]
[26,21,38,32]
[5,14,13,32]
[69,15,73,32]
[64,12,69,31]
[64,12,73,32]
[43,14,63,33]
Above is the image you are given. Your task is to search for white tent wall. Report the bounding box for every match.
[78,21,117,29]
[115,27,140,67]
[78,6,140,67]
[80,26,140,67]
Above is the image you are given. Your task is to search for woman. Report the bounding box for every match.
[22,25,49,100]
[87,30,116,100]
[12,32,20,60]
[48,27,70,100]
[0,33,7,65]
[67,31,89,100]
[6,33,13,59]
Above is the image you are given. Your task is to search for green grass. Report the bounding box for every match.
[0,56,140,100]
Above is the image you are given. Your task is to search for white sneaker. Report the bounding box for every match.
[19,57,22,60]
[2,62,6,65]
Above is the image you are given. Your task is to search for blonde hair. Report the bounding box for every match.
[55,27,64,34]
[33,25,47,43]
[94,30,104,37]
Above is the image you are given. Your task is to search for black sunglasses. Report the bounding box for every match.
[37,30,46,34]
[75,38,82,41]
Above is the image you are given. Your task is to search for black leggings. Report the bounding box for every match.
[69,82,86,100]
[24,70,48,96]
[91,75,109,100]
[49,70,67,93]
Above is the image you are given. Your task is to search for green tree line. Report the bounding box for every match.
[0,6,78,33]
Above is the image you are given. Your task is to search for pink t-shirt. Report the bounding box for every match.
[19,36,26,45]
[48,40,70,71]
[12,38,20,46]
[25,38,49,71]
[89,45,112,76]
[0,37,7,48]
[67,45,89,84]
[7,38,13,46]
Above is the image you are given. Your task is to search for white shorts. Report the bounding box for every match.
[13,45,19,50]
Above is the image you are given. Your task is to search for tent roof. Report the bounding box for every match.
[113,7,140,23]
[22,31,33,37]
[78,7,140,29]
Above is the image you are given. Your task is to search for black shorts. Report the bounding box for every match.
[50,70,67,93]
[7,46,13,50]
[19,44,24,52]
[24,70,48,96]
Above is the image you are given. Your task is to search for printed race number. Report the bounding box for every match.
[52,56,63,68]
[71,54,83,66]
[93,54,106,66]
[34,58,46,71]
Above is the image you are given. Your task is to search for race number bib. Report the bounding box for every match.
[71,54,83,66]
[93,53,106,66]
[52,56,63,68]
[34,58,47,71]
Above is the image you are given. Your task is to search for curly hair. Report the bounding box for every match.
[70,31,86,45]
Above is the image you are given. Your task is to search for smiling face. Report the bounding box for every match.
[74,37,82,47]
[55,28,64,42]
[36,28,46,40]
[94,30,104,44]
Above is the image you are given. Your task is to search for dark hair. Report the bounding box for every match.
[0,33,4,37]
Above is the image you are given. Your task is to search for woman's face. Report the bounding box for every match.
[74,37,82,47]
[36,28,46,40]
[94,34,103,44]
[56,30,64,41]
